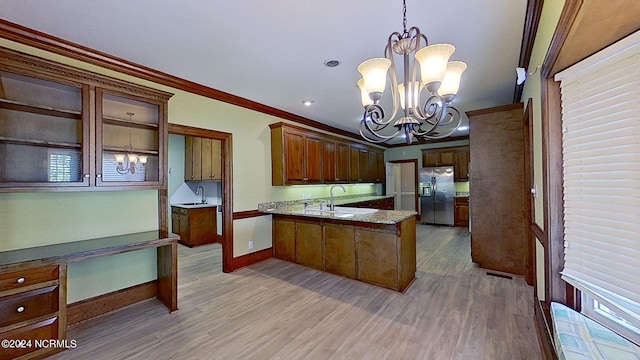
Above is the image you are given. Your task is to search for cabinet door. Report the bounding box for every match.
[439,150,456,165]
[273,218,296,262]
[369,150,386,183]
[422,151,439,167]
[210,139,222,180]
[296,221,323,270]
[283,132,305,183]
[455,149,470,181]
[324,224,356,278]
[305,135,323,183]
[0,70,90,188]
[358,148,369,181]
[335,142,350,182]
[184,136,202,181]
[96,89,164,187]
[201,138,212,181]
[349,146,361,182]
[322,140,336,182]
[356,228,398,289]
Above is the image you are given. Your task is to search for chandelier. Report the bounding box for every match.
[357,0,467,144]
[114,112,147,175]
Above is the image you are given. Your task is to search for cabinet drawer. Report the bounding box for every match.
[0,317,59,360]
[0,265,59,292]
[0,285,59,328]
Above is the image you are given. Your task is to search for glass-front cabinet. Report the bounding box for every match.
[0,70,90,188]
[0,47,172,191]
[97,90,164,187]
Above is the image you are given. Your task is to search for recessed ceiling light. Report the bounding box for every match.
[324,60,340,68]
[302,100,314,106]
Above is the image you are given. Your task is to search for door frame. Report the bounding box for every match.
[168,124,234,273]
[524,99,535,286]
[390,159,419,217]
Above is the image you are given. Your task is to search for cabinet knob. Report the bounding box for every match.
[96,174,102,178]
[16,306,25,313]
[16,277,25,284]
[84,174,90,178]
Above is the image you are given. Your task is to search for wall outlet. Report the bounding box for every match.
[248,241,254,250]
[302,193,313,199]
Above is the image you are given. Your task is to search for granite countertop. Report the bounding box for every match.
[258,194,414,224]
[261,204,415,225]
[171,202,218,209]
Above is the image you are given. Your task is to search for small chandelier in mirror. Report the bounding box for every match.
[114,112,147,175]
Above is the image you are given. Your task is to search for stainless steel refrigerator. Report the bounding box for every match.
[419,166,455,225]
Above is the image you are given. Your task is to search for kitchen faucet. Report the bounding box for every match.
[329,185,346,211]
[196,185,206,203]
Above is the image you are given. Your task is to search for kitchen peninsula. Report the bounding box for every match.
[259,199,416,292]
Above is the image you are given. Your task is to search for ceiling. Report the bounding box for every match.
[0,0,528,145]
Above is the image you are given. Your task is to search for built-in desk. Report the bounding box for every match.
[0,231,178,359]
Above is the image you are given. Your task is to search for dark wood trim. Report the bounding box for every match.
[523,99,534,286]
[233,209,270,220]
[466,102,524,118]
[67,281,157,326]
[167,124,234,274]
[386,135,469,148]
[541,76,566,306]
[514,0,545,102]
[542,0,583,78]
[230,248,273,271]
[534,297,558,360]
[0,19,370,145]
[532,223,546,246]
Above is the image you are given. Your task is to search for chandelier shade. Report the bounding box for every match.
[438,61,467,99]
[356,0,466,144]
[415,44,455,91]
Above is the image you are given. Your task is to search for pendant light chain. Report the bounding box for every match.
[402,0,408,35]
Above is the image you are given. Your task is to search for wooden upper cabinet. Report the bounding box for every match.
[270,122,384,185]
[335,142,350,182]
[455,147,470,182]
[422,146,470,182]
[185,137,222,181]
[0,47,172,192]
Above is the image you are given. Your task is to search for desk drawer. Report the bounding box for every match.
[0,265,59,292]
[0,285,59,328]
[0,317,59,360]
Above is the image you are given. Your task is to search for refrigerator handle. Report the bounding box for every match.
[432,176,436,195]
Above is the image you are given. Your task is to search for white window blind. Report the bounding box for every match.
[555,30,640,332]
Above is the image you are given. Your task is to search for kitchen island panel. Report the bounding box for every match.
[356,228,398,291]
[295,221,323,270]
[324,224,356,279]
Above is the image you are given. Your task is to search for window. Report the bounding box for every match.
[47,149,81,182]
[555,30,640,345]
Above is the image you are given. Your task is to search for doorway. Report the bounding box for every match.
[168,124,234,273]
[386,159,419,214]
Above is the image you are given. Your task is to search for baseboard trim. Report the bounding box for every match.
[534,297,558,360]
[67,281,157,326]
[231,248,272,271]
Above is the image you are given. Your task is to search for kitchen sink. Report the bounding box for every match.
[302,206,378,216]
[178,202,208,205]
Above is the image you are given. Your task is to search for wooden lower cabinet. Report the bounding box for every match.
[454,197,469,227]
[324,224,356,279]
[171,206,217,247]
[273,218,296,262]
[272,215,416,292]
[0,264,66,360]
[295,221,323,270]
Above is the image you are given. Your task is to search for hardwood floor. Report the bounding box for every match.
[50,225,543,359]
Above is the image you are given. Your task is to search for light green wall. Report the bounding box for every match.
[521,0,566,229]
[520,0,566,299]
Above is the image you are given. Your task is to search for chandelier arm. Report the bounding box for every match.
[359,119,403,143]
[412,106,462,139]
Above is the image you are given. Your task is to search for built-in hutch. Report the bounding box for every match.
[0,47,176,359]
[0,47,171,191]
